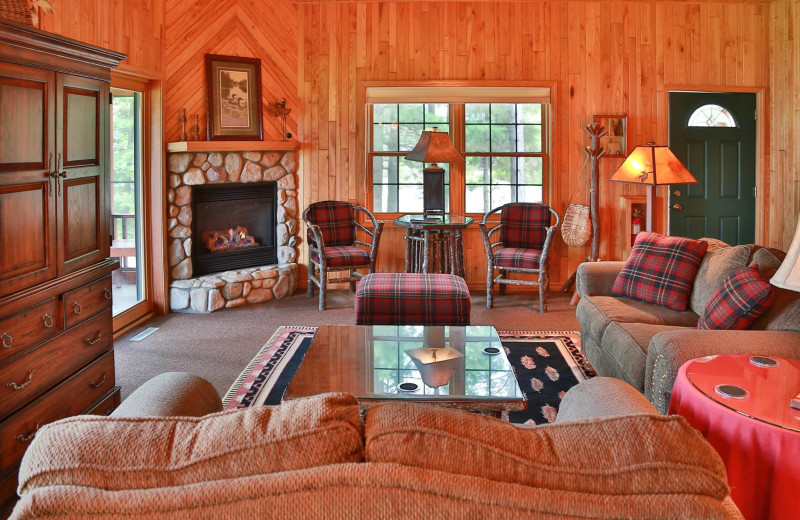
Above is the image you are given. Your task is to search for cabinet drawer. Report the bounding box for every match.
[0,299,58,365]
[86,387,120,416]
[0,349,116,477]
[62,275,112,329]
[0,310,112,419]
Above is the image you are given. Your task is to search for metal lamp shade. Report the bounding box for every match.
[771,214,800,292]
[405,128,463,215]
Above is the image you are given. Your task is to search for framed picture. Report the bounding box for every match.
[593,114,626,158]
[205,54,263,140]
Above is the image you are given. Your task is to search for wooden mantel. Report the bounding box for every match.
[166,141,300,152]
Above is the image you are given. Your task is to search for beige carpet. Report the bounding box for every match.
[114,289,580,400]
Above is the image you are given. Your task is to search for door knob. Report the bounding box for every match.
[673,190,681,197]
[672,203,683,210]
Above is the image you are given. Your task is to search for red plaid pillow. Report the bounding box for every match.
[611,232,708,311]
[305,201,356,247]
[698,266,774,330]
[500,203,551,249]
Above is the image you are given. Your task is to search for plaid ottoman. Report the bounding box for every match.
[355,273,471,326]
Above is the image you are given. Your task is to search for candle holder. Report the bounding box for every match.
[179,108,187,141]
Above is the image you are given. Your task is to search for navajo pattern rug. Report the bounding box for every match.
[223,327,595,424]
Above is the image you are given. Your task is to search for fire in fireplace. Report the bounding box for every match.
[192,182,277,276]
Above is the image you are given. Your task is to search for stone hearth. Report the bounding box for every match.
[167,149,300,312]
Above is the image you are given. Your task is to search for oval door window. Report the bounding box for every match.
[687,104,737,128]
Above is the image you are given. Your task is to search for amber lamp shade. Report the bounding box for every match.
[609,143,697,232]
[771,213,800,293]
[405,128,464,216]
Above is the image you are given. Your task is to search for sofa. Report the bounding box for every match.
[576,240,800,413]
[10,372,743,519]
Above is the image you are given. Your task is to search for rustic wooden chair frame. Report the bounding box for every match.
[479,204,560,313]
[303,203,384,310]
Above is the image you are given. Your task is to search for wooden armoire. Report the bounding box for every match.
[0,21,125,507]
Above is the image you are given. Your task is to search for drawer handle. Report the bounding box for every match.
[83,330,103,346]
[7,369,35,391]
[89,372,107,389]
[73,301,82,315]
[15,420,41,443]
[103,288,112,300]
[1,332,12,349]
[42,313,54,329]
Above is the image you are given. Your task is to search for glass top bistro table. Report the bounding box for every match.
[393,214,473,277]
[285,324,526,414]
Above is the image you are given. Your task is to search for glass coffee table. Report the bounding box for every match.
[285,324,526,413]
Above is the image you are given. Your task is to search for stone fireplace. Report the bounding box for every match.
[166,147,300,313]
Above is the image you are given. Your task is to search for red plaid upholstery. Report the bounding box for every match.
[494,247,542,269]
[311,246,370,268]
[698,266,774,330]
[500,203,551,249]
[305,201,356,247]
[611,232,709,311]
[355,273,470,326]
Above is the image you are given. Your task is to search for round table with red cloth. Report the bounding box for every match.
[669,354,800,520]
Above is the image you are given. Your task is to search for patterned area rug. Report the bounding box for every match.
[223,327,595,424]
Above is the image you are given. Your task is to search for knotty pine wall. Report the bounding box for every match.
[163,0,299,143]
[768,0,800,249]
[296,1,774,288]
[37,0,164,77]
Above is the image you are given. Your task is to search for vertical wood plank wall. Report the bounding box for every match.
[38,0,164,77]
[163,0,300,143]
[769,0,800,248]
[296,1,776,288]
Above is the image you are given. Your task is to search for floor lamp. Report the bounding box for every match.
[609,142,697,232]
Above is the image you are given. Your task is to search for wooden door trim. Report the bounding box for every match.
[663,86,765,244]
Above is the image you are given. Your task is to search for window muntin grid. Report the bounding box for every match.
[687,104,737,128]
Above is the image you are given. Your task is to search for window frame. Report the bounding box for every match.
[366,100,550,219]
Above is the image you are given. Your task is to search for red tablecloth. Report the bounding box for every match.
[669,356,800,520]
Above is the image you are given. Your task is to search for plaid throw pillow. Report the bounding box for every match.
[500,203,551,249]
[305,201,356,247]
[698,266,774,330]
[611,232,708,311]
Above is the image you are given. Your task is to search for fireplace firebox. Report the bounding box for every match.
[191,182,277,276]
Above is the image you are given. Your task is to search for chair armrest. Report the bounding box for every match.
[575,261,625,298]
[556,377,658,422]
[111,372,222,418]
[645,329,800,414]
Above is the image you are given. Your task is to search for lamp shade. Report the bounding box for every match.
[609,143,698,186]
[404,128,464,164]
[770,213,800,292]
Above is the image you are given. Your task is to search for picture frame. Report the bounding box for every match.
[593,114,626,158]
[205,54,263,141]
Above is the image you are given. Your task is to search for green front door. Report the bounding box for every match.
[668,92,756,244]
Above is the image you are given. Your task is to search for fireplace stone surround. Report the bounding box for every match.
[166,148,299,313]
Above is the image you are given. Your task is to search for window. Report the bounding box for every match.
[464,103,544,213]
[372,103,450,213]
[687,104,737,128]
[367,87,549,215]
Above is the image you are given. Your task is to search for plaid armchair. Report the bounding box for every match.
[303,201,384,310]
[479,203,560,313]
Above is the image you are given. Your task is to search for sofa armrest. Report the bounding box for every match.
[645,330,800,414]
[556,377,658,422]
[575,261,625,298]
[111,372,223,418]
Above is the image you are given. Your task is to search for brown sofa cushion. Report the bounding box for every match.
[689,243,752,314]
[11,462,738,520]
[18,393,363,494]
[365,403,729,500]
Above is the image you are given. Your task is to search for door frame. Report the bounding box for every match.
[110,72,167,336]
[663,85,766,244]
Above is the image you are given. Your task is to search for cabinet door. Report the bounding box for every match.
[56,74,110,275]
[0,63,57,297]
